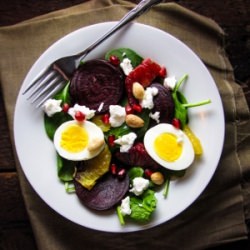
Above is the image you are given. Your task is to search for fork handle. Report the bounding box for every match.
[77,0,163,61]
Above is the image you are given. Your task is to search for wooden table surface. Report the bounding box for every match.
[0,0,249,249]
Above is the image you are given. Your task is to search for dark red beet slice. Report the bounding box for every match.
[151,83,174,123]
[115,142,160,169]
[74,173,129,211]
[70,59,124,114]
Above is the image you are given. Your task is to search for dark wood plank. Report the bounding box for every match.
[0,172,28,222]
[1,225,37,250]
[0,0,86,26]
[0,88,15,171]
[179,0,250,84]
[0,172,37,249]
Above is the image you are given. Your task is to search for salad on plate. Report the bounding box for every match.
[42,48,211,225]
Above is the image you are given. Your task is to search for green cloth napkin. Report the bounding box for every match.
[0,0,250,249]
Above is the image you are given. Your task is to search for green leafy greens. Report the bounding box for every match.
[129,189,157,222]
[44,82,72,140]
[105,48,143,68]
[172,74,211,127]
[44,82,75,187]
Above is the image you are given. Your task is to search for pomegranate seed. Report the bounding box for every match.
[109,55,120,66]
[125,104,134,114]
[62,103,70,113]
[74,111,85,122]
[102,113,110,124]
[108,135,116,147]
[132,103,142,113]
[110,163,117,175]
[144,169,153,179]
[172,118,181,129]
[158,66,167,78]
[117,168,126,180]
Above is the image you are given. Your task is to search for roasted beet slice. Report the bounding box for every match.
[115,142,160,169]
[151,83,175,123]
[74,173,129,211]
[70,59,124,113]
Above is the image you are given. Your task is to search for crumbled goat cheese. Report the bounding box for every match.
[97,102,104,112]
[120,58,133,75]
[43,99,62,117]
[120,196,131,216]
[130,177,150,196]
[149,111,160,123]
[140,86,158,109]
[109,105,126,127]
[163,75,177,90]
[176,130,184,144]
[114,132,137,153]
[68,104,95,120]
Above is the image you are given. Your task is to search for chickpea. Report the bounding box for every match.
[150,171,164,185]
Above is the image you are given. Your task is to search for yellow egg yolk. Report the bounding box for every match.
[154,133,183,162]
[60,124,89,153]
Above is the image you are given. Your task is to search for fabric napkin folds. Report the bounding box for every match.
[0,0,249,249]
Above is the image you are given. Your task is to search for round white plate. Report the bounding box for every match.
[14,22,225,232]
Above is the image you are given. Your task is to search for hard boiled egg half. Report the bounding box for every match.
[144,123,195,170]
[54,120,105,161]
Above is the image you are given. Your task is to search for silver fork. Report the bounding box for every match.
[22,0,163,107]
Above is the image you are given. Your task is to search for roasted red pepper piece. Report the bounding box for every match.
[125,58,162,106]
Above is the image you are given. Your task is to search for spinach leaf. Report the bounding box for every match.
[105,48,143,68]
[129,189,157,222]
[105,123,132,139]
[128,167,144,180]
[133,109,150,139]
[54,81,71,104]
[172,74,189,127]
[44,82,72,140]
[56,153,75,182]
[172,74,211,128]
[44,112,71,140]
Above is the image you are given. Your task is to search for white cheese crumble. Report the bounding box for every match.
[120,196,131,216]
[130,177,150,196]
[120,58,133,75]
[140,86,158,110]
[149,111,160,123]
[176,130,184,144]
[109,105,126,127]
[114,132,137,153]
[43,99,62,117]
[68,104,95,120]
[163,75,177,90]
[97,102,104,112]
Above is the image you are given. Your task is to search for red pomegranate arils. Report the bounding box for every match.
[102,113,110,124]
[108,135,116,147]
[110,163,118,175]
[74,111,85,122]
[62,103,70,113]
[109,55,120,66]
[125,104,134,114]
[144,169,153,179]
[172,118,181,129]
[117,168,126,180]
[159,66,167,78]
[132,103,142,113]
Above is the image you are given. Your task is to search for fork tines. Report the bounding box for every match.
[22,66,66,108]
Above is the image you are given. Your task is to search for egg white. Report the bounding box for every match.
[54,120,104,161]
[144,123,195,170]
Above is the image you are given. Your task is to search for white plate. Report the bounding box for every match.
[14,22,225,232]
